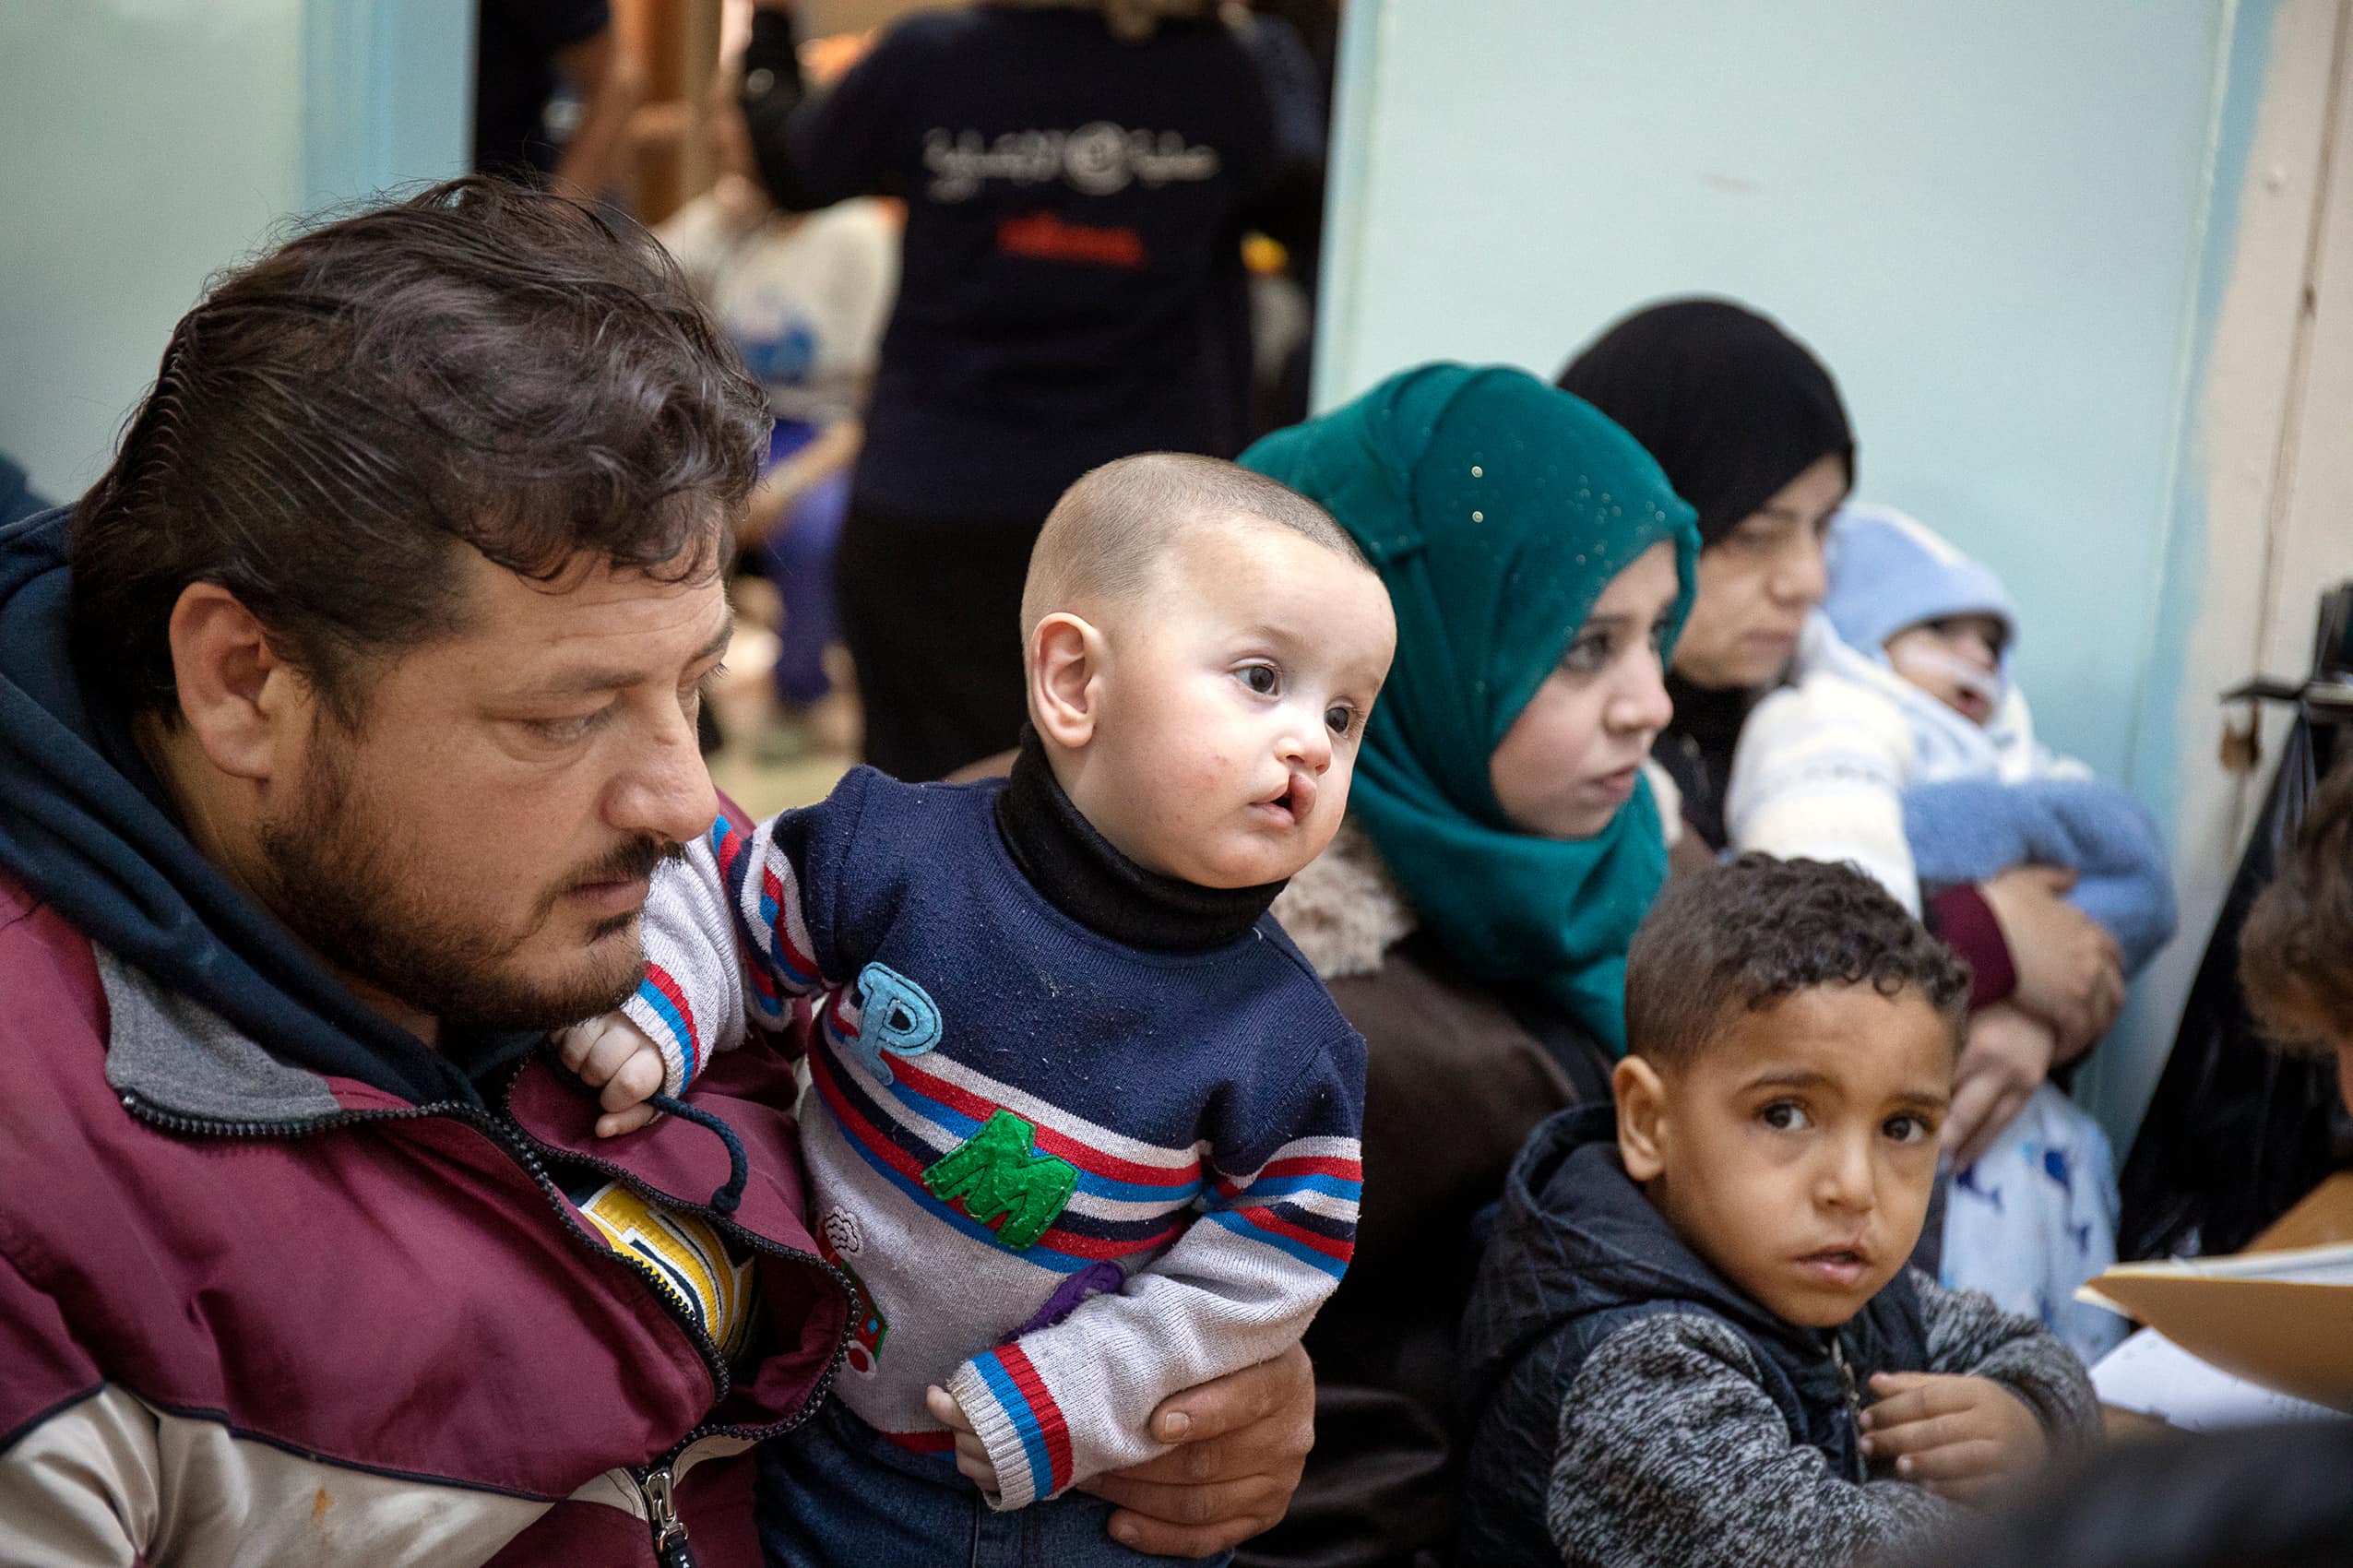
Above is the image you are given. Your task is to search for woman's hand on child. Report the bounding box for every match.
[1980,865,2125,1056]
[924,1384,1002,1494]
[553,1015,666,1137]
[1858,1372,2046,1503]
[1943,1002,2058,1170]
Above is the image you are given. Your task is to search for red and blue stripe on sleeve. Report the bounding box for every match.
[1202,1135,1361,1281]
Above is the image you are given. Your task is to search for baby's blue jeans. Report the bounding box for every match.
[757,1398,1229,1568]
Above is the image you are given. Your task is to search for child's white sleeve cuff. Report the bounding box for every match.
[620,978,696,1098]
[947,1349,1067,1510]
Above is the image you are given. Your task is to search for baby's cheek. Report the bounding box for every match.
[1175,746,1242,801]
[1323,756,1361,813]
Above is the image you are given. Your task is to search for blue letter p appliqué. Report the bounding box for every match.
[846,963,942,1084]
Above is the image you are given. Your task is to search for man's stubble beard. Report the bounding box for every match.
[256,717,681,1032]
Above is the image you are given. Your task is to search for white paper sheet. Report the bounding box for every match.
[2091,1327,2349,1431]
[2093,1241,2353,1287]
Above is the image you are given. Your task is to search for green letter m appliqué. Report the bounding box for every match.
[921,1110,1078,1252]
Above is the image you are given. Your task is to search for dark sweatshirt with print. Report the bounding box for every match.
[739,5,1323,524]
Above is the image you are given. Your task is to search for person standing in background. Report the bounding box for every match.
[658,45,899,759]
[737,0,1325,781]
[473,0,646,201]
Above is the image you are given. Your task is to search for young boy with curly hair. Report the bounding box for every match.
[1456,854,2099,1568]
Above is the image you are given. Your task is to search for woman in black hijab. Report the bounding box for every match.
[1557,297,1852,848]
[1558,295,2126,1089]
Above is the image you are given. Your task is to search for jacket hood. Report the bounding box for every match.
[1821,504,2017,665]
[1463,1102,1931,1424]
[1458,1104,1936,1568]
[1460,1105,1827,1412]
[0,505,505,1107]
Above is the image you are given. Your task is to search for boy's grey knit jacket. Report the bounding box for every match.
[1456,1107,2101,1568]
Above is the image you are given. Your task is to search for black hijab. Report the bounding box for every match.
[1558,297,1853,546]
[1557,298,1855,847]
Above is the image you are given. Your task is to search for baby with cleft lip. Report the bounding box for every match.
[1453,853,2099,1568]
[559,452,1392,1568]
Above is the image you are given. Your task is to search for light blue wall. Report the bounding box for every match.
[0,0,470,500]
[1318,0,2269,1144]
[303,0,476,212]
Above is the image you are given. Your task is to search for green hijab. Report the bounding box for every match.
[1242,364,1700,1053]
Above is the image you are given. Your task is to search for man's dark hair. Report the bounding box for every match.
[70,176,769,724]
[1626,854,1972,1070]
[2241,755,2353,1048]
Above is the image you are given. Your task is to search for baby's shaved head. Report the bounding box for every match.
[1020,453,1370,638]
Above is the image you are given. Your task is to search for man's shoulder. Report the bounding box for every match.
[0,874,131,1239]
[0,864,44,930]
[0,868,102,1020]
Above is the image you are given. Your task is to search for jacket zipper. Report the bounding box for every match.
[640,1465,697,1568]
[494,1076,858,1563]
[1830,1336,1865,1482]
[120,1084,850,1561]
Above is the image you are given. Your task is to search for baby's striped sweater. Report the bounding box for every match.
[624,765,1364,1508]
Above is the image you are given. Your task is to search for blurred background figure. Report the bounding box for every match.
[2240,751,2353,1108]
[1907,1423,2353,1568]
[733,0,1325,780]
[655,23,899,766]
[2122,597,2353,1260]
[1238,0,1337,442]
[472,0,647,200]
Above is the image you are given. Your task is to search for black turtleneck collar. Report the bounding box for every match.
[994,730,1283,952]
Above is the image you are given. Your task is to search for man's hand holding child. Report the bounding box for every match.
[1858,1372,2046,1503]
[554,1014,668,1138]
[922,1350,1317,1555]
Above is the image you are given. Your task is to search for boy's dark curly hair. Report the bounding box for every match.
[1626,854,1972,1070]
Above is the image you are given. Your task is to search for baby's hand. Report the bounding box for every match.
[1858,1372,2046,1503]
[553,1015,667,1137]
[925,1384,1001,1496]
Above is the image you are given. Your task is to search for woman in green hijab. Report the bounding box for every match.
[1238,363,1698,1568]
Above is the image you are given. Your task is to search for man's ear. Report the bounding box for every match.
[1613,1055,1672,1182]
[167,582,309,782]
[1027,612,1107,752]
